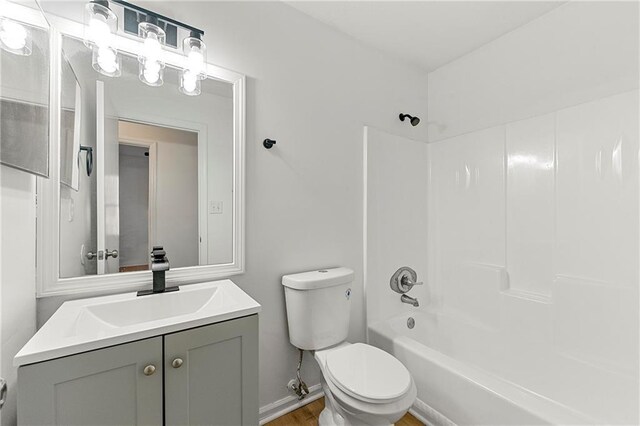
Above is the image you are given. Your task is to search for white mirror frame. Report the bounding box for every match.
[37,16,245,297]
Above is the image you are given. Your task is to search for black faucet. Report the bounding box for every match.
[137,246,179,296]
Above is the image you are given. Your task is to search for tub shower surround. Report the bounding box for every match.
[366,89,639,425]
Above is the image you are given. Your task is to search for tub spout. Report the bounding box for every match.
[401,294,419,307]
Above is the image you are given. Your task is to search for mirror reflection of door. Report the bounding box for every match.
[118,122,198,272]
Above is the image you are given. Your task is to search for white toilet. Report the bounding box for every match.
[282,267,417,426]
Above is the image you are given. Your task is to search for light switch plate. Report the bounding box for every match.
[209,201,223,214]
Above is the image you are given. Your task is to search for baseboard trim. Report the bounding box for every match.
[259,383,323,425]
[411,398,456,426]
[409,407,430,426]
[258,389,454,426]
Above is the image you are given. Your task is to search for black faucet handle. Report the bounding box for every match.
[151,246,166,261]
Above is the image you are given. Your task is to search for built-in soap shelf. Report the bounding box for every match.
[501,288,552,304]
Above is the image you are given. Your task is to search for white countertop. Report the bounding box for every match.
[15,280,260,367]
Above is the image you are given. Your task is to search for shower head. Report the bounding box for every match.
[399,113,420,127]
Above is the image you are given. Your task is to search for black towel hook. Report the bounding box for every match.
[79,145,94,177]
[263,138,277,149]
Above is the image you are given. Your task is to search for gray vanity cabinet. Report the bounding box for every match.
[18,315,258,426]
[18,337,164,425]
[165,315,258,426]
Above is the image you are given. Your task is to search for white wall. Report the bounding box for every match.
[0,166,37,425]
[364,127,429,326]
[0,8,45,424]
[36,2,429,418]
[425,2,639,423]
[144,2,427,414]
[427,1,639,143]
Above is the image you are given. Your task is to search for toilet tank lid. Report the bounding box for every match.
[282,267,354,290]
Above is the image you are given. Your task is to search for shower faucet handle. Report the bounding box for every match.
[390,266,422,294]
[401,276,423,287]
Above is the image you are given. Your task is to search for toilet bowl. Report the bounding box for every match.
[314,342,417,426]
[282,268,417,426]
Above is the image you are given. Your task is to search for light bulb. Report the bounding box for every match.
[139,60,163,86]
[183,71,197,92]
[88,15,110,47]
[143,61,160,84]
[97,46,117,73]
[142,33,162,62]
[84,2,117,49]
[92,45,120,77]
[144,70,159,84]
[0,19,27,50]
[182,35,207,80]
[186,50,204,75]
[138,21,165,66]
[180,70,200,96]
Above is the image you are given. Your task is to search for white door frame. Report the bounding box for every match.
[119,137,157,263]
[96,80,105,275]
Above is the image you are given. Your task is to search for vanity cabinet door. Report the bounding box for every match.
[164,315,259,426]
[18,337,163,426]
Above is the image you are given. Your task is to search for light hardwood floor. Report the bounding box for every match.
[265,397,423,426]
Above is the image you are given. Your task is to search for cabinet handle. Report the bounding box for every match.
[171,358,184,369]
[143,364,156,376]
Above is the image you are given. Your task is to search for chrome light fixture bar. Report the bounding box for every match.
[82,0,206,95]
[110,0,204,43]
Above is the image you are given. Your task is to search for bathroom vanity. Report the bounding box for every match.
[15,280,260,425]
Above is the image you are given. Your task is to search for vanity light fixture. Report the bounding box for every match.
[84,0,121,77]
[0,17,32,56]
[83,0,207,94]
[137,15,165,86]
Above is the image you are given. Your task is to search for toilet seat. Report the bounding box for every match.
[314,343,417,425]
[322,343,412,404]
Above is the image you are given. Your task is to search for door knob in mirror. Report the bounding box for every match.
[105,249,118,259]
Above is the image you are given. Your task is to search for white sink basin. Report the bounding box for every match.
[15,280,260,366]
[85,286,220,328]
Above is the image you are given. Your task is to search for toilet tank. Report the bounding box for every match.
[282,267,354,350]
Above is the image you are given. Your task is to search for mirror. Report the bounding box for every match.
[0,5,50,177]
[59,53,81,191]
[27,3,245,295]
[57,34,235,280]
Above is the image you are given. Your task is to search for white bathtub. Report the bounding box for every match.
[368,312,609,425]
